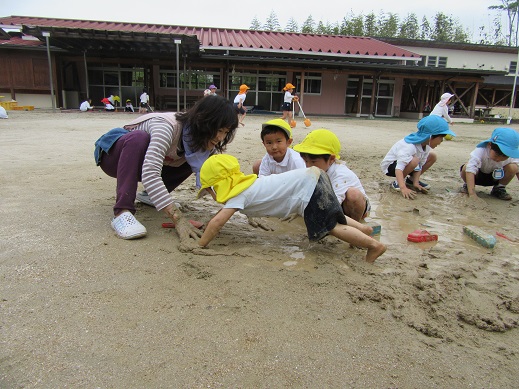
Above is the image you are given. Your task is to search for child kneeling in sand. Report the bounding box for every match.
[380,115,456,199]
[293,129,370,222]
[198,154,386,263]
[460,127,519,200]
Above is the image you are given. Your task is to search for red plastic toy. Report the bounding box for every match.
[407,229,438,243]
[162,220,204,229]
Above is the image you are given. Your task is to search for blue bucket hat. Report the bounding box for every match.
[476,127,519,158]
[404,115,456,144]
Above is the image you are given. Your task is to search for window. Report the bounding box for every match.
[296,72,322,94]
[426,56,437,67]
[159,69,220,90]
[438,57,448,68]
[510,61,517,74]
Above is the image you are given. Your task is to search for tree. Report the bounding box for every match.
[250,16,262,30]
[364,12,378,36]
[420,16,432,40]
[378,12,399,38]
[285,18,299,33]
[489,0,519,46]
[264,10,281,31]
[399,13,420,39]
[301,15,315,34]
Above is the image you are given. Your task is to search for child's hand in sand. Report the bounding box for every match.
[401,186,417,199]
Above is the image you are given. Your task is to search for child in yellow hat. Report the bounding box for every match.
[233,84,250,126]
[198,154,386,263]
[280,83,297,125]
[293,129,370,222]
[252,118,306,176]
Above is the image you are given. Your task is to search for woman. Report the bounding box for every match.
[94,95,238,241]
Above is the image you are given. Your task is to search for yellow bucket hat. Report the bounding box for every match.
[293,129,341,158]
[199,154,257,203]
[262,118,292,139]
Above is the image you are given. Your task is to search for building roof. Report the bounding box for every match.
[0,15,420,61]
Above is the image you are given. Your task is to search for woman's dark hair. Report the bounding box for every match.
[490,142,505,156]
[176,95,238,152]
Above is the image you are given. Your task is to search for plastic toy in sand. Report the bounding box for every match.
[407,229,438,242]
[463,225,496,249]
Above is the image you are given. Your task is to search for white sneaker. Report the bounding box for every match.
[136,190,154,206]
[111,211,147,239]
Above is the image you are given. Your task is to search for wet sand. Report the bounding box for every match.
[1,110,518,387]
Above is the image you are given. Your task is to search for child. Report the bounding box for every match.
[460,127,519,200]
[430,92,454,125]
[125,99,134,112]
[233,84,249,126]
[197,154,386,263]
[252,118,306,176]
[139,90,149,114]
[380,115,456,200]
[101,97,115,112]
[79,98,93,112]
[293,129,370,222]
[280,83,297,125]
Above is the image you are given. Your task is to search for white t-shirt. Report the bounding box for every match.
[79,100,92,111]
[326,161,367,204]
[234,94,246,105]
[430,103,452,123]
[284,91,294,103]
[0,106,8,119]
[465,146,519,175]
[380,138,431,174]
[258,148,306,176]
[140,92,149,104]
[224,167,321,218]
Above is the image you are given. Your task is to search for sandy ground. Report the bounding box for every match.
[1,109,519,388]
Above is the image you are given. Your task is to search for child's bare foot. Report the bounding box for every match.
[365,241,387,263]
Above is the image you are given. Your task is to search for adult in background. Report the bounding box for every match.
[94,95,239,244]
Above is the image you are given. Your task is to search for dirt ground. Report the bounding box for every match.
[1,109,519,388]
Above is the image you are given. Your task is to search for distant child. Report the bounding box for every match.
[460,127,519,200]
[79,98,93,112]
[233,84,250,126]
[430,92,454,125]
[125,99,135,112]
[204,85,217,97]
[293,129,370,222]
[252,118,306,176]
[197,154,386,263]
[139,90,149,114]
[280,83,297,125]
[380,115,456,200]
[101,97,115,112]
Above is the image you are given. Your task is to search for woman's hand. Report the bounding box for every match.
[163,204,203,243]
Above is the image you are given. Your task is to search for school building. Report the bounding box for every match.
[1,15,519,120]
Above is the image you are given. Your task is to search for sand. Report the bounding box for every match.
[1,110,518,388]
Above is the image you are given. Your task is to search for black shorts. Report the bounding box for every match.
[234,103,246,114]
[460,164,498,186]
[282,102,292,111]
[385,161,397,177]
[140,102,148,108]
[304,171,347,241]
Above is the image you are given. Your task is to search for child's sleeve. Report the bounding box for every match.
[465,148,483,175]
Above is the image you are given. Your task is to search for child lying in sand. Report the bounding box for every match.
[197,154,386,263]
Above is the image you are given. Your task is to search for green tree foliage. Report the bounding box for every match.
[250,16,262,31]
[264,10,281,31]
[249,8,512,45]
[488,0,519,46]
[285,18,299,33]
[301,16,316,34]
[399,13,420,39]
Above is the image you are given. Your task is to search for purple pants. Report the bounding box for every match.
[99,130,192,215]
